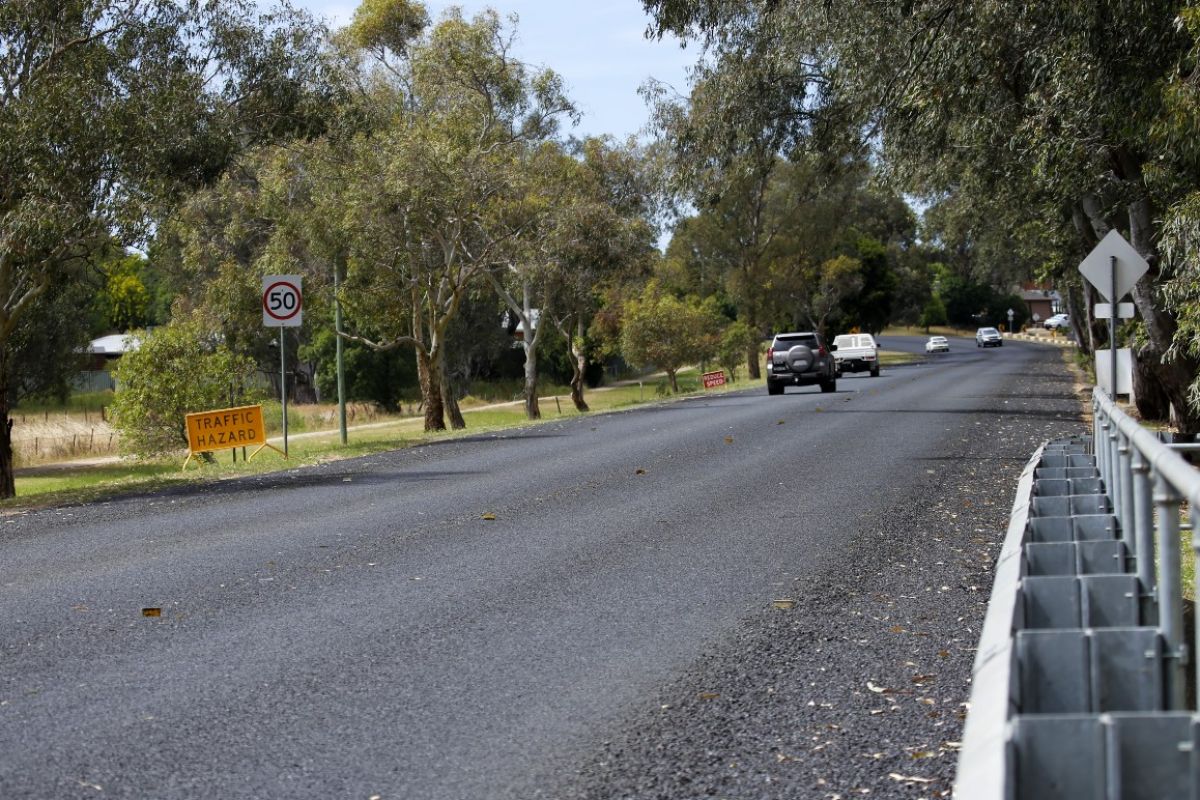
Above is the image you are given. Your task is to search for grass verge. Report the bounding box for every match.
[6,369,756,511]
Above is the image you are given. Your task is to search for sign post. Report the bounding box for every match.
[1007,308,1014,333]
[1078,231,1148,399]
[262,276,303,456]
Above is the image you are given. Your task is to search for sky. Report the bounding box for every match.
[297,0,698,140]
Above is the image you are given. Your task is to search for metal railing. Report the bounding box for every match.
[1093,387,1200,705]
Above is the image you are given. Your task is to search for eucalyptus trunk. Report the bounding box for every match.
[745,313,761,380]
[0,368,14,499]
[1133,344,1171,421]
[523,333,541,420]
[1062,282,1091,357]
[415,348,446,432]
[440,350,466,430]
[568,316,589,412]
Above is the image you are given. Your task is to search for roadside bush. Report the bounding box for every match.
[621,282,723,393]
[920,295,948,330]
[110,317,258,456]
[718,321,756,380]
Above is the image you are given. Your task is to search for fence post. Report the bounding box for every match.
[1097,415,1111,494]
[1108,421,1120,518]
[1117,431,1134,545]
[1130,449,1155,591]
[1154,471,1187,708]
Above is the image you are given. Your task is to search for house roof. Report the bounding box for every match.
[88,334,141,355]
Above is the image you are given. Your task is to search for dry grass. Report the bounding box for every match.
[11,414,120,467]
[282,401,397,432]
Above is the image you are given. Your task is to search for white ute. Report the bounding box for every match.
[831,333,880,377]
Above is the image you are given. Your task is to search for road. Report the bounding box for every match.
[0,335,1085,799]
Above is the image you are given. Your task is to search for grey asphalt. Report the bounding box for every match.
[0,335,1084,799]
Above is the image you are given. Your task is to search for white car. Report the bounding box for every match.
[925,336,949,353]
[1044,313,1070,330]
[831,333,880,377]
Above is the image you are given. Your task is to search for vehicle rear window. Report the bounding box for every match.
[775,334,818,347]
[833,335,855,347]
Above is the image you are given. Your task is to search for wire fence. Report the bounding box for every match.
[12,428,120,467]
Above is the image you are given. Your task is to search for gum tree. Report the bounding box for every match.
[645,0,1200,431]
[0,0,329,496]
[335,3,574,431]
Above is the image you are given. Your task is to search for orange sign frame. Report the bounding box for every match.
[183,404,284,469]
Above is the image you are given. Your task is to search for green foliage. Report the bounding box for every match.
[919,295,948,331]
[940,276,995,329]
[348,0,429,55]
[110,317,258,456]
[994,294,1029,331]
[717,321,756,380]
[620,282,723,392]
[840,236,897,335]
[0,0,337,494]
[92,252,156,333]
[643,0,1200,427]
[302,326,419,411]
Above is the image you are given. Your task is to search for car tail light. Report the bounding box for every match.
[818,346,828,357]
[766,347,773,362]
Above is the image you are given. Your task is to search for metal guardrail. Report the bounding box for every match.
[955,388,1200,798]
[1092,387,1200,701]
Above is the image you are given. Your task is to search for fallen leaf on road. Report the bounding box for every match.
[481,513,497,521]
[889,625,905,634]
[699,692,720,700]
[888,773,935,784]
[772,599,796,610]
[724,435,734,444]
[867,681,890,694]
[635,468,646,475]
[141,608,161,618]
[777,419,786,425]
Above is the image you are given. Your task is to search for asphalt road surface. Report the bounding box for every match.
[0,335,1085,799]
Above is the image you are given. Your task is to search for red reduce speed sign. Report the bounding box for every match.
[262,275,303,327]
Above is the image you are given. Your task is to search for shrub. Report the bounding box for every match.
[111,317,258,456]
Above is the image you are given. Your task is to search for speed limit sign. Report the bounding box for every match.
[262,275,303,327]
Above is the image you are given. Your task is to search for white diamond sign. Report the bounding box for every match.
[1079,230,1149,302]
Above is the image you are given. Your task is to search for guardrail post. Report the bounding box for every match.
[1108,422,1121,517]
[1131,449,1155,590]
[1155,472,1187,708]
[1098,416,1112,499]
[1118,431,1134,545]
[1193,487,1200,709]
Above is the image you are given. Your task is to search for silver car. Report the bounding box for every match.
[975,327,1003,347]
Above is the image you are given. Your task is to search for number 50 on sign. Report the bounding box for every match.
[262,275,303,327]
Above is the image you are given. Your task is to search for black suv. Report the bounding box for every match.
[765,331,837,395]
